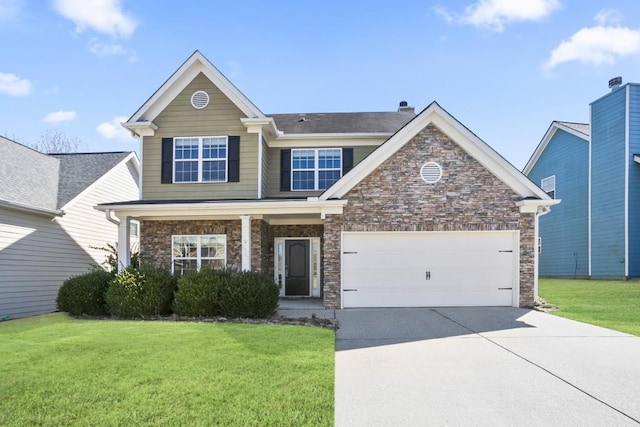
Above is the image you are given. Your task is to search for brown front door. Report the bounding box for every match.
[285,239,310,296]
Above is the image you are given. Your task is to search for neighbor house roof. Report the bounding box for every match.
[268,111,416,134]
[0,136,60,215]
[49,152,133,208]
[523,121,589,175]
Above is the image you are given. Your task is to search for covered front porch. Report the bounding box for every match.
[96,198,346,300]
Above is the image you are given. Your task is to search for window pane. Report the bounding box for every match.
[202,160,226,182]
[318,170,341,190]
[173,236,198,258]
[292,170,315,190]
[201,236,226,258]
[175,161,198,182]
[173,259,198,276]
[175,138,199,160]
[292,150,315,169]
[318,149,341,169]
[201,259,225,270]
[203,138,227,160]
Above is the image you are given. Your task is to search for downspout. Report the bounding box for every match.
[105,208,120,226]
[535,206,553,303]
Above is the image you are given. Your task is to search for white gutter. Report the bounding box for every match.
[105,208,120,225]
[0,199,63,217]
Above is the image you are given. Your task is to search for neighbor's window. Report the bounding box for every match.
[172,235,226,275]
[174,136,227,183]
[541,175,556,199]
[292,148,342,190]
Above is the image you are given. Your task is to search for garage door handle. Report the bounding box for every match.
[343,289,358,292]
[425,271,431,280]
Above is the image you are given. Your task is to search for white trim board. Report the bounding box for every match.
[523,121,589,175]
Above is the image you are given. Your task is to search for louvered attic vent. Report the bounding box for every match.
[420,162,442,184]
[191,90,210,109]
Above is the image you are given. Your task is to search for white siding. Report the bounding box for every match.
[0,159,139,319]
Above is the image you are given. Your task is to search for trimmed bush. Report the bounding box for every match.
[217,271,280,318]
[56,269,114,315]
[173,268,225,317]
[105,267,177,317]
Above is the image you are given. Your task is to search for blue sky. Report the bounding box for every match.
[2,0,640,169]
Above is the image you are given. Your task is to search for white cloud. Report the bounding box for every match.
[89,39,126,56]
[96,116,135,142]
[0,72,32,96]
[43,110,77,123]
[0,0,23,21]
[594,9,623,26]
[544,26,640,69]
[435,0,560,33]
[53,0,137,38]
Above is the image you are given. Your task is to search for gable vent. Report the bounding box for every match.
[420,162,442,184]
[191,90,210,109]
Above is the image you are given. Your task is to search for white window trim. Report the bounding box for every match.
[173,136,228,183]
[171,234,227,274]
[541,175,556,199]
[291,148,342,191]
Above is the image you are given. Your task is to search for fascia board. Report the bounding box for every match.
[0,199,62,217]
[523,122,589,175]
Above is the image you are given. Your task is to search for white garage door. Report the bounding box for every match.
[342,231,518,308]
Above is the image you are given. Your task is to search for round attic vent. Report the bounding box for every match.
[420,162,442,184]
[191,90,210,109]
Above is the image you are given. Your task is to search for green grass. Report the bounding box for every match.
[539,278,640,336]
[0,314,334,426]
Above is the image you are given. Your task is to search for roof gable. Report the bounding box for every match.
[523,121,589,175]
[320,102,551,202]
[49,152,137,209]
[127,50,265,125]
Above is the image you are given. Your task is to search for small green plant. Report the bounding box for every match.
[91,242,140,273]
[105,267,176,317]
[56,269,114,315]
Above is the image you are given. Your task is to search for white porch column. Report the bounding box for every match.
[240,215,251,271]
[117,216,131,272]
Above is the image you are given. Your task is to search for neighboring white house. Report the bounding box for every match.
[0,136,140,319]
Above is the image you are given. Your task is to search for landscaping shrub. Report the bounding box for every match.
[106,267,177,317]
[217,271,280,318]
[173,268,225,317]
[56,269,114,315]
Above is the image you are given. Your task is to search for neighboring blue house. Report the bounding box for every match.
[525,80,640,279]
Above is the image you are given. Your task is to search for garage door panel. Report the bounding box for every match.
[342,231,517,308]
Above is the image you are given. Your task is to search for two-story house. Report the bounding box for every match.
[99,51,556,309]
[525,78,640,279]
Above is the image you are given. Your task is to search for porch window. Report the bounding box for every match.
[174,136,227,183]
[292,148,342,190]
[172,235,226,275]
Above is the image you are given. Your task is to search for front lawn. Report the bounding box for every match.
[539,278,640,336]
[0,314,334,426]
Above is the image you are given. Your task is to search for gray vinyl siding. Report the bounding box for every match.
[0,159,139,319]
[628,84,640,276]
[527,130,588,277]
[591,87,626,278]
[142,72,258,200]
[266,145,377,198]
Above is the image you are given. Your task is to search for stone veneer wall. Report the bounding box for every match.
[322,123,537,308]
[140,220,242,271]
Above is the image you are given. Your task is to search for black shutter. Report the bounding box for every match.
[161,138,173,184]
[228,136,240,182]
[280,149,291,191]
[342,148,354,175]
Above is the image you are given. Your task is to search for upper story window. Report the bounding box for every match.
[291,148,342,191]
[174,136,227,183]
[541,175,556,199]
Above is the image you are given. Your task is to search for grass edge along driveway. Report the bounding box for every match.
[539,278,640,336]
[0,314,334,427]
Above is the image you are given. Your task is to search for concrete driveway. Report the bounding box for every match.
[335,307,640,426]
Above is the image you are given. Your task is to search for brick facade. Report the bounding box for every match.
[322,123,537,308]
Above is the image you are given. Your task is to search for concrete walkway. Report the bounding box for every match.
[335,307,640,426]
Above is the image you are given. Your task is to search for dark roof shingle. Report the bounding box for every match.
[49,152,131,208]
[268,111,416,134]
